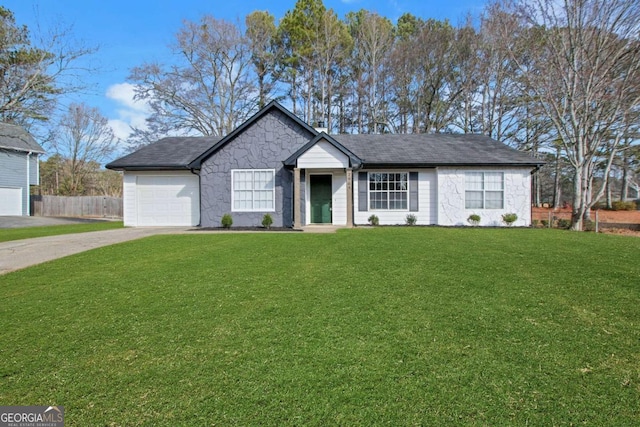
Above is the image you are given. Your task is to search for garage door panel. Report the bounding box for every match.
[0,187,22,216]
[136,175,199,226]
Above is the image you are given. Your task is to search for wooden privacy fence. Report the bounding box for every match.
[31,195,123,218]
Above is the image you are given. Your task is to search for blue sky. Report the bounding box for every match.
[6,0,485,142]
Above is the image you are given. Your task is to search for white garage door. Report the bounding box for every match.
[0,187,22,216]
[136,175,199,226]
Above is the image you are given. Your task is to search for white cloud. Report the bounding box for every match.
[105,82,151,140]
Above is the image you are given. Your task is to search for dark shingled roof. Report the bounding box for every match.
[106,136,222,170]
[332,133,541,167]
[0,123,45,153]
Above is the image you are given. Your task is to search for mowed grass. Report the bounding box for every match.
[0,221,123,242]
[0,228,638,425]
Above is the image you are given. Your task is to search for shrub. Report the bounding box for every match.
[405,214,417,226]
[221,214,233,229]
[556,219,571,229]
[467,214,481,226]
[611,201,636,211]
[541,219,549,228]
[368,214,379,226]
[532,219,540,228]
[261,213,273,229]
[583,220,596,232]
[502,213,518,226]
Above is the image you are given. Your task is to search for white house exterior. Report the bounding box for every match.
[108,102,542,228]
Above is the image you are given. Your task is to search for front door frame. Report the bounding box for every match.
[307,173,333,225]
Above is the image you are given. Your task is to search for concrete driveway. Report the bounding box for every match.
[0,227,186,275]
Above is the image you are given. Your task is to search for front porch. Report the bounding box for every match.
[293,167,354,229]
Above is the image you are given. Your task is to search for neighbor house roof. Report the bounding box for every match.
[331,133,542,168]
[0,123,45,154]
[106,136,221,171]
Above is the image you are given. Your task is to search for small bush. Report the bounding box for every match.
[532,219,540,228]
[405,214,417,226]
[502,213,518,226]
[541,219,549,228]
[467,214,481,226]
[261,213,273,229]
[368,214,379,226]
[611,201,636,211]
[556,219,571,229]
[583,220,596,232]
[221,213,233,229]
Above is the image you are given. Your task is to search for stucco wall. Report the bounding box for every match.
[200,109,314,227]
[437,167,532,226]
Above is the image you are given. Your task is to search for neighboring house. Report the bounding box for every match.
[107,101,543,228]
[0,123,45,216]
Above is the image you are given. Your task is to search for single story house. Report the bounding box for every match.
[107,101,542,228]
[0,123,45,216]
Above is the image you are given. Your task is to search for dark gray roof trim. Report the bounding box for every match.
[0,123,45,153]
[188,100,318,169]
[333,134,543,167]
[106,136,221,171]
[284,132,362,168]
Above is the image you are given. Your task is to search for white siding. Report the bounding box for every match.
[437,167,532,226]
[332,171,347,225]
[298,141,349,168]
[122,173,137,226]
[353,169,437,225]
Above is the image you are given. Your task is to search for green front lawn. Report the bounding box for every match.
[0,221,123,242]
[0,228,638,425]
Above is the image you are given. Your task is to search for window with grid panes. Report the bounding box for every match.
[368,172,408,210]
[232,169,275,211]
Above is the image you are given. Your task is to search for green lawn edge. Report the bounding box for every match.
[0,221,124,242]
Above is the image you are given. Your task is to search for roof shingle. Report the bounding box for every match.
[106,136,222,170]
[0,123,45,153]
[333,133,541,167]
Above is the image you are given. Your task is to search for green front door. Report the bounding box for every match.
[310,175,332,224]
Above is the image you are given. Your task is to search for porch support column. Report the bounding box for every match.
[294,167,301,229]
[346,168,353,227]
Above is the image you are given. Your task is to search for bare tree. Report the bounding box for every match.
[496,0,640,230]
[51,103,117,195]
[130,15,257,138]
[356,11,394,133]
[0,7,96,128]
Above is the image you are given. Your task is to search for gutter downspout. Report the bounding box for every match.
[190,168,201,227]
[26,151,32,216]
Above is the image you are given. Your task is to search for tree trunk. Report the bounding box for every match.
[621,150,630,201]
[605,170,612,209]
[570,165,586,230]
[553,146,562,208]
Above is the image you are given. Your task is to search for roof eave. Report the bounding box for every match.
[0,145,46,154]
[105,164,194,171]
[361,161,544,169]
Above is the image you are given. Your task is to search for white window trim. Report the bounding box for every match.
[465,172,504,210]
[368,171,409,211]
[231,169,276,212]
